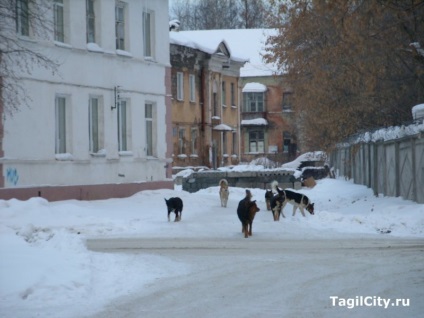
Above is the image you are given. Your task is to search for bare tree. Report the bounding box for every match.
[0,0,59,115]
[170,0,271,30]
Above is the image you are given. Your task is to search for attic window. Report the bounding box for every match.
[216,42,230,58]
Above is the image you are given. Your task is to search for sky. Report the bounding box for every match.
[1,163,423,317]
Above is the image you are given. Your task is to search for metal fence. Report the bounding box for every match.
[330,132,424,204]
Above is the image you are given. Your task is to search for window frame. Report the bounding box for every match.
[53,0,65,42]
[244,92,264,112]
[86,0,96,43]
[177,72,184,101]
[230,82,236,106]
[115,1,126,50]
[117,99,131,152]
[145,102,156,157]
[16,0,29,36]
[189,74,195,102]
[221,81,226,106]
[89,96,104,154]
[55,95,69,154]
[142,10,155,58]
[248,130,265,153]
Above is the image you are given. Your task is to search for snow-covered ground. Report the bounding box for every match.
[1,177,423,317]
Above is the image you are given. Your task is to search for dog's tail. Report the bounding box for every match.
[219,179,228,187]
[271,180,279,193]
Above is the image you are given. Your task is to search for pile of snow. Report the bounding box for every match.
[282,151,327,170]
[1,178,423,317]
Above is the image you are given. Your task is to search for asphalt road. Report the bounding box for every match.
[86,237,424,318]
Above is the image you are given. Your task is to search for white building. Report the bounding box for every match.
[0,0,173,200]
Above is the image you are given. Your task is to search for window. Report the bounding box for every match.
[189,74,195,102]
[89,97,104,153]
[86,0,95,43]
[244,92,264,112]
[177,72,184,100]
[53,0,64,42]
[232,131,237,154]
[55,96,68,153]
[143,10,154,57]
[222,131,227,155]
[231,83,235,106]
[283,131,291,153]
[16,0,29,36]
[115,2,125,50]
[117,100,131,151]
[178,128,185,154]
[221,81,226,106]
[145,103,156,156]
[191,128,198,155]
[213,92,218,116]
[282,92,293,111]
[248,131,264,153]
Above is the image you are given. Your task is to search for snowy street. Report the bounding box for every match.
[86,237,424,318]
[1,178,424,317]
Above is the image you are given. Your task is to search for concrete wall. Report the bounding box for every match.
[181,170,301,193]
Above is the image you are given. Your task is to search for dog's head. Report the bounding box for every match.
[248,200,260,213]
[306,203,315,215]
[276,188,286,201]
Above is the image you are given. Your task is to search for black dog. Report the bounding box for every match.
[270,188,286,221]
[164,197,183,222]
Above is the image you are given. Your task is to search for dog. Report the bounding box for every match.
[270,187,286,221]
[282,189,315,217]
[219,179,229,207]
[237,196,260,238]
[264,189,273,211]
[164,197,183,222]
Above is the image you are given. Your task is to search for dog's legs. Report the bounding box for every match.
[248,221,253,236]
[292,205,296,216]
[243,223,248,238]
[168,212,171,222]
[299,207,306,217]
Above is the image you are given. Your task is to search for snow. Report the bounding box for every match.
[352,121,424,144]
[170,29,279,77]
[412,103,424,120]
[281,151,327,169]
[241,118,268,126]
[242,82,267,92]
[1,173,423,317]
[213,123,234,131]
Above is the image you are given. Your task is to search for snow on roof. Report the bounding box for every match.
[412,103,424,119]
[170,31,247,63]
[241,118,268,126]
[242,82,267,93]
[213,124,234,131]
[169,29,280,77]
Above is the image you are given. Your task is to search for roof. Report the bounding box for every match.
[169,29,280,77]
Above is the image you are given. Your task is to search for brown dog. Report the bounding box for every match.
[237,198,260,238]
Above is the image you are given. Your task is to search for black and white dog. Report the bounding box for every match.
[164,197,183,222]
[282,189,315,217]
[271,181,315,217]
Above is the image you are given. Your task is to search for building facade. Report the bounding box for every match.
[0,0,172,199]
[240,75,297,165]
[169,31,247,170]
